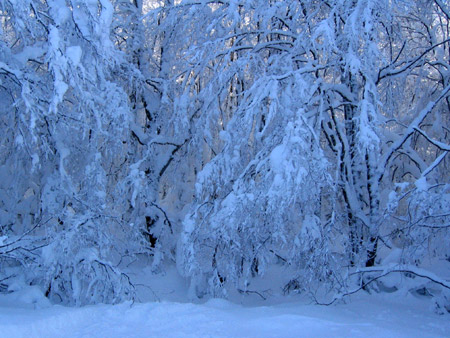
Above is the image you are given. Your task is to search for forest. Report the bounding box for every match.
[0,0,449,313]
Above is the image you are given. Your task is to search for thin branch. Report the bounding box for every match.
[237,288,267,300]
[413,127,450,151]
[378,84,450,182]
[150,202,173,234]
[316,265,450,305]
[377,38,450,84]
[0,218,51,250]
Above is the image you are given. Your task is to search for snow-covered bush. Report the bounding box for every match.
[0,0,149,305]
[40,218,135,305]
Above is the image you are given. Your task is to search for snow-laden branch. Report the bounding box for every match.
[378,84,450,181]
[422,151,449,177]
[356,265,450,290]
[377,38,450,84]
[413,127,450,151]
[0,61,22,86]
[317,264,450,306]
[150,202,173,234]
[0,218,51,251]
[435,0,450,20]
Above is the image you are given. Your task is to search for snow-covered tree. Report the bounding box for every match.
[148,0,336,297]
[157,0,450,299]
[0,0,151,304]
[1,0,448,307]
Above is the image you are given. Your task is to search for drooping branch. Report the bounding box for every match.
[150,202,173,234]
[378,84,450,183]
[413,127,450,151]
[377,39,450,84]
[316,265,450,306]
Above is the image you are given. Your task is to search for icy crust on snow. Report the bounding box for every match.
[0,292,448,338]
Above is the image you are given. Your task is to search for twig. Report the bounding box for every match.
[316,265,450,306]
[237,288,267,300]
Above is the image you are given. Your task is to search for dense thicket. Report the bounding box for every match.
[1,0,449,308]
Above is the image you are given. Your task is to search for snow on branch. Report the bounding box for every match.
[317,265,450,306]
[356,265,450,290]
[422,151,449,177]
[413,127,450,152]
[378,84,450,181]
[435,0,450,20]
[377,38,450,84]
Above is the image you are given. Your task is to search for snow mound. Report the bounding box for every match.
[0,286,51,310]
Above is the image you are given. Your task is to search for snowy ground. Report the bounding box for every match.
[0,287,448,338]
